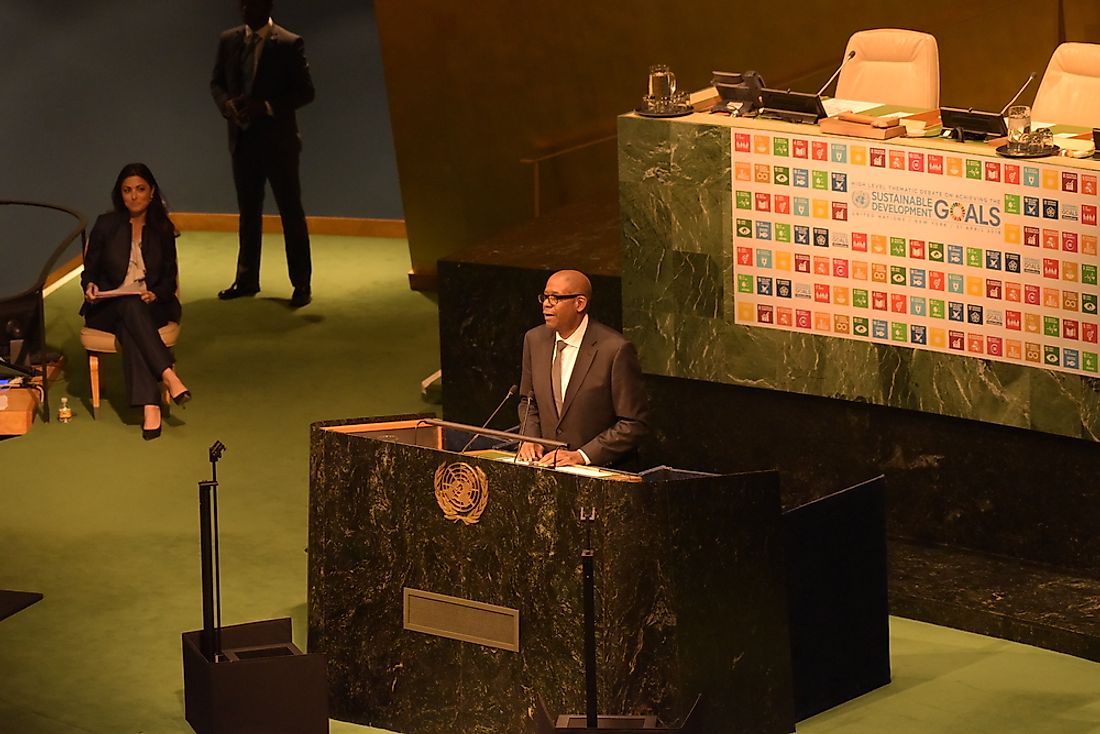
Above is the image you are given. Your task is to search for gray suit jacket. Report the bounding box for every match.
[518,319,649,466]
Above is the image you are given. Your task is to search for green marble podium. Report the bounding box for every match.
[308,415,795,734]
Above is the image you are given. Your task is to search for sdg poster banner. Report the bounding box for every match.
[730,128,1100,376]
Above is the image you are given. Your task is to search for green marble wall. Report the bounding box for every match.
[619,114,1100,442]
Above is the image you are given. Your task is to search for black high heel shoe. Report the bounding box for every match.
[171,390,192,407]
[143,425,162,441]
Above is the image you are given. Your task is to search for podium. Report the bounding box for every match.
[308,414,797,734]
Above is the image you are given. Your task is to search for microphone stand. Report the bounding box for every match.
[460,385,517,452]
[1000,72,1037,116]
[198,440,226,663]
[942,72,1035,143]
[515,393,534,464]
[816,50,856,98]
[514,393,561,468]
[758,54,851,126]
[530,504,705,732]
[580,506,599,728]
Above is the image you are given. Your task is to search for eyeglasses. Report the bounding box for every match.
[537,293,582,306]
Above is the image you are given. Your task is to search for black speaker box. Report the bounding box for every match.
[182,618,327,734]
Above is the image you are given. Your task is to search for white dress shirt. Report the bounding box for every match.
[553,314,590,463]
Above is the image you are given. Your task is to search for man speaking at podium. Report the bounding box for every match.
[516,270,649,468]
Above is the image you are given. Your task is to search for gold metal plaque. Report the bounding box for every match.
[433,461,488,524]
[403,587,519,652]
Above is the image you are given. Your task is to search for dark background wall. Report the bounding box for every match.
[376,0,1100,285]
[1,0,402,226]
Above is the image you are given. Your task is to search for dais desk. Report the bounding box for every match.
[619,109,1100,441]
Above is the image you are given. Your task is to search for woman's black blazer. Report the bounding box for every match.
[80,211,181,324]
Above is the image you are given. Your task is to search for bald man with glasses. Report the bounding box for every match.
[516,270,649,468]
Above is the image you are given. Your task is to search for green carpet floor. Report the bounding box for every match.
[3,232,1100,733]
[1,232,436,733]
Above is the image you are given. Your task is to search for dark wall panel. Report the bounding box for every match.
[376,0,1100,282]
[1,0,401,224]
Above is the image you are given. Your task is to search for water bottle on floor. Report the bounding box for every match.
[58,397,72,423]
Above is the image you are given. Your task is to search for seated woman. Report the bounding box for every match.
[81,162,191,440]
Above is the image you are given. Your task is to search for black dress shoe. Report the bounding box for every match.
[171,390,192,407]
[142,425,162,441]
[218,284,260,300]
[290,288,312,308]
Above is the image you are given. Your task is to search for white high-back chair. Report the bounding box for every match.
[835,29,940,109]
[1031,43,1100,127]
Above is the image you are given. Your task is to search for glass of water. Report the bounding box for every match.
[648,64,676,100]
[1006,105,1031,153]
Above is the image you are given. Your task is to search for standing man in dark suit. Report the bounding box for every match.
[517,270,649,467]
[211,0,315,307]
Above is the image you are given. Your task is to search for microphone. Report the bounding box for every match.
[514,391,534,463]
[460,384,518,453]
[816,50,856,98]
[1000,72,1037,115]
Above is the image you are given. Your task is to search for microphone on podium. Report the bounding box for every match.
[1000,72,1037,115]
[514,391,536,463]
[460,384,518,453]
[517,391,534,438]
[816,50,856,98]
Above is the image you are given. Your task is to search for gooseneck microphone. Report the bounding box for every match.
[1000,72,1038,115]
[816,50,856,97]
[518,392,534,438]
[514,391,535,463]
[460,384,518,453]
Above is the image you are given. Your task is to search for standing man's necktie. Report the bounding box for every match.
[242,33,260,95]
[552,339,567,416]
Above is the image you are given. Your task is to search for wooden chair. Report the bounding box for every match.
[79,320,180,418]
[79,264,181,419]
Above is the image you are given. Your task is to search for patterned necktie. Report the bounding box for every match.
[552,339,567,416]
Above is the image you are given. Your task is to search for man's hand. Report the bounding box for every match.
[537,449,585,467]
[223,97,244,122]
[225,96,267,126]
[237,96,269,123]
[516,441,544,463]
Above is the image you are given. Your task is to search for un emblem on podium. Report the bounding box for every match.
[433,462,489,525]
